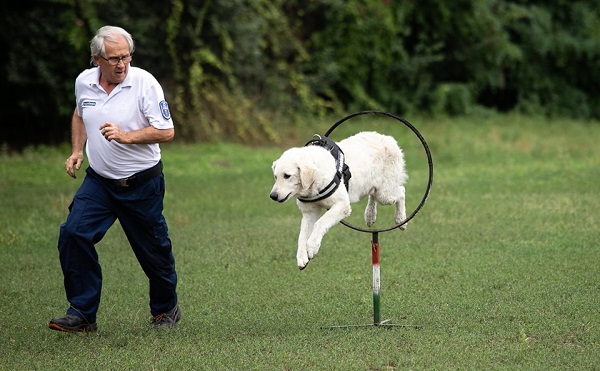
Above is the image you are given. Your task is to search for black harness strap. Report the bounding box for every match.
[298,135,352,203]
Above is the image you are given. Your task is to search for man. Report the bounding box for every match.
[49,25,180,332]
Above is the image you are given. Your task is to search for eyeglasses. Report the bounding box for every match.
[99,54,132,66]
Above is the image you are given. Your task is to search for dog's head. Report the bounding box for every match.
[269,148,318,203]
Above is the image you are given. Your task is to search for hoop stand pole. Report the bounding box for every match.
[372,232,382,324]
[321,232,422,330]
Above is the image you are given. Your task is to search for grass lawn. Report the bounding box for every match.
[0,114,598,370]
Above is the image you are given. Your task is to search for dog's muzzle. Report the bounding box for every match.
[270,192,290,203]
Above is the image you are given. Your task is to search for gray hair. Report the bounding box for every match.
[90,26,135,66]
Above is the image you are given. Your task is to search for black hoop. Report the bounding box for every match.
[325,110,433,233]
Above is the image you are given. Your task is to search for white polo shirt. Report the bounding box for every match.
[75,66,174,179]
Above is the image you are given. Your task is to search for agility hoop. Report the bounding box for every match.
[320,111,432,329]
[325,110,433,233]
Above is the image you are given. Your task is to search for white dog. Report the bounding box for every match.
[270,131,408,269]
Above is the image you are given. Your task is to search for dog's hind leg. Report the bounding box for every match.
[394,185,407,230]
[364,195,378,227]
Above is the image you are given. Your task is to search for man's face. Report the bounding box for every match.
[95,35,131,85]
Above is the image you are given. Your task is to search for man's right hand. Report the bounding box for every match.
[65,153,84,179]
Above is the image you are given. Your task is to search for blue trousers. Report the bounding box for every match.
[57,166,178,322]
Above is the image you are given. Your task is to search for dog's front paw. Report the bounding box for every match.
[306,238,321,260]
[297,251,310,270]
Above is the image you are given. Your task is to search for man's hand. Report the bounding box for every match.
[65,153,84,179]
[100,122,128,143]
[99,122,174,144]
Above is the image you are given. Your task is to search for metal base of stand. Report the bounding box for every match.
[320,232,422,330]
[321,319,422,330]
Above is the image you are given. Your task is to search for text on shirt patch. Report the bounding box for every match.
[159,101,171,120]
[82,101,96,107]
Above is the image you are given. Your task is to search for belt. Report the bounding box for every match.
[95,161,163,188]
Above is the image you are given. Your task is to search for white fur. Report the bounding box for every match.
[270,131,408,269]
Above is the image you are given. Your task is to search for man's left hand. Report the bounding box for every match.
[100,122,127,143]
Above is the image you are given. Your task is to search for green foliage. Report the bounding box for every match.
[497,1,600,118]
[161,0,325,144]
[2,1,600,150]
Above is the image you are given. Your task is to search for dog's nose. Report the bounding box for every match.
[269,192,278,201]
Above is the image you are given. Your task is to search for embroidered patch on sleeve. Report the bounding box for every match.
[159,100,171,120]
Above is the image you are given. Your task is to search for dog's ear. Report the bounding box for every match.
[299,162,316,191]
[271,160,277,173]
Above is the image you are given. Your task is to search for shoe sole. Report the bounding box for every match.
[49,323,97,333]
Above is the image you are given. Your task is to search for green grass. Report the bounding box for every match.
[0,114,598,370]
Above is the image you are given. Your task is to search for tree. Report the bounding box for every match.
[2,0,599,151]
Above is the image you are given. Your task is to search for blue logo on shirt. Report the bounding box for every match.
[82,100,96,107]
[159,101,171,120]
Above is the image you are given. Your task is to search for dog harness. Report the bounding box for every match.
[298,135,352,203]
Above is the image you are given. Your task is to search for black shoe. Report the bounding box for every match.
[49,314,97,333]
[151,304,181,329]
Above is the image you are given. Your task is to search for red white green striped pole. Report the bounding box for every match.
[372,232,382,325]
[321,230,421,329]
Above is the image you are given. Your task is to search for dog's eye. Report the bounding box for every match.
[283,174,291,179]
